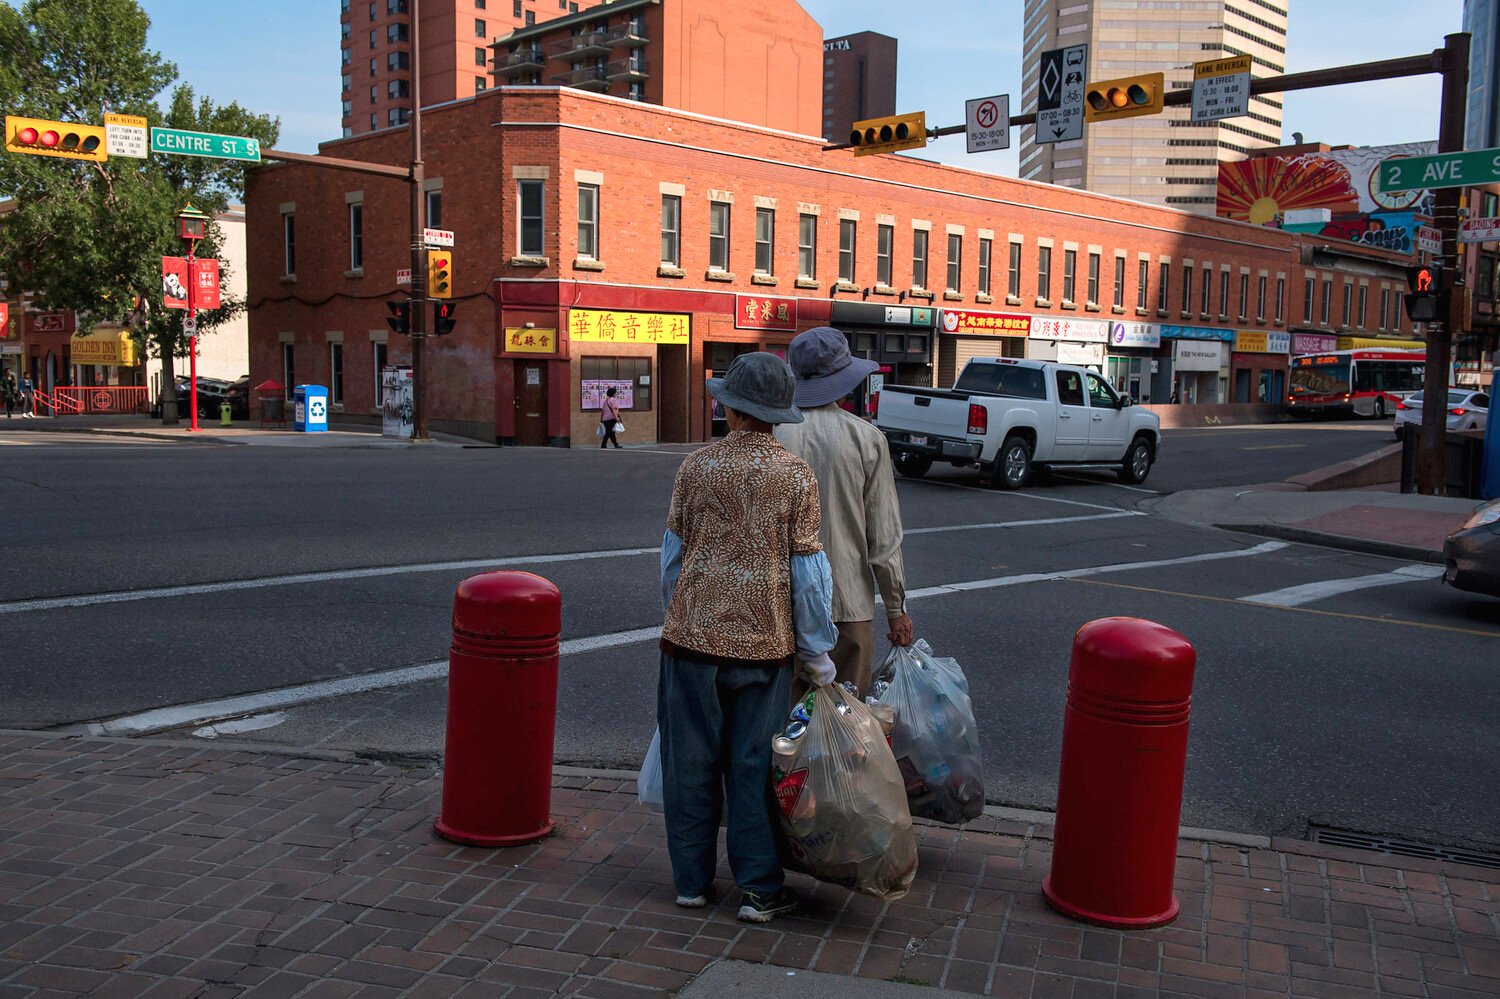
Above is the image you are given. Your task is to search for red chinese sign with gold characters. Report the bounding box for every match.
[940,309,1031,337]
[0,302,10,339]
[735,294,797,332]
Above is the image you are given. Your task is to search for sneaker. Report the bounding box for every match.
[737,887,799,923]
[675,893,709,908]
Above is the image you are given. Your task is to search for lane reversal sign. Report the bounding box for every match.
[1036,44,1087,144]
[104,113,148,159]
[1191,56,1251,122]
[965,95,1010,153]
[150,127,261,163]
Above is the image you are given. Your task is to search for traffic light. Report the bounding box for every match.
[385,299,411,335]
[1083,73,1165,122]
[433,301,457,336]
[5,116,107,162]
[848,112,927,156]
[1404,265,1443,321]
[427,250,452,299]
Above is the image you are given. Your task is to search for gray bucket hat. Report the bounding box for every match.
[786,326,881,408]
[706,352,803,425]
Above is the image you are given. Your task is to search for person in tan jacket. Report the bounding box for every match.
[776,326,913,695]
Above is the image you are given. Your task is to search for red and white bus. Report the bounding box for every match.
[1287,349,1426,418]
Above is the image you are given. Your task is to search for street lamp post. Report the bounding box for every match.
[178,203,210,433]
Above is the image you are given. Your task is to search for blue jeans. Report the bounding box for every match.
[657,652,793,898]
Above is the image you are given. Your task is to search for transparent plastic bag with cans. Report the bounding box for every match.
[871,639,986,825]
[770,683,916,900]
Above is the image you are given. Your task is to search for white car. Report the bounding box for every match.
[1393,389,1489,440]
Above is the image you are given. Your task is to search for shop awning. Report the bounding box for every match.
[1338,336,1425,350]
[70,330,136,366]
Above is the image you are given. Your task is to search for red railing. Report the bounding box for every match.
[29,388,81,416]
[52,386,150,415]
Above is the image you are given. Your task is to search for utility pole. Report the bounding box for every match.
[408,0,429,441]
[1417,32,1471,495]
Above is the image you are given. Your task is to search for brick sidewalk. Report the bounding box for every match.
[2,731,1497,998]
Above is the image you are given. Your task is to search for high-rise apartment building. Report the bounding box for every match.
[339,0,604,137]
[1466,0,1498,150]
[1019,0,1287,213]
[821,31,898,143]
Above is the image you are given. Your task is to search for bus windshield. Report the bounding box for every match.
[1290,360,1349,396]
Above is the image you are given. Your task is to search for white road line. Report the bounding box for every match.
[0,547,664,616]
[1239,564,1443,608]
[1048,471,1162,495]
[58,543,1286,738]
[904,510,1143,536]
[902,477,1128,513]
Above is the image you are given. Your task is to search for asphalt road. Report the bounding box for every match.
[3,419,1496,854]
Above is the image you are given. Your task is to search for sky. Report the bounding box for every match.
[131,0,1465,175]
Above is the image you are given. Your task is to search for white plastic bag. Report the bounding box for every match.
[637,728,664,812]
[595,422,606,439]
[872,640,986,825]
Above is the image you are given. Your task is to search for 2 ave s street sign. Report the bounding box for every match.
[150,127,261,163]
[1375,147,1500,194]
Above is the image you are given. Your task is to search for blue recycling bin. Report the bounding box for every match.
[293,384,329,433]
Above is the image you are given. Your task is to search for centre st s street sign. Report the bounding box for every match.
[1375,147,1500,194]
[150,127,261,163]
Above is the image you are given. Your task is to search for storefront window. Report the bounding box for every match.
[580,356,651,410]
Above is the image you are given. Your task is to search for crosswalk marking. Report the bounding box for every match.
[1239,564,1443,607]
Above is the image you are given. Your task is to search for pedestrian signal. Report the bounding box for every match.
[433,301,457,336]
[1083,73,1165,122]
[385,299,411,335]
[5,116,107,162]
[848,112,927,156]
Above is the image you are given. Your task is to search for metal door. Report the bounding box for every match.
[514,361,548,446]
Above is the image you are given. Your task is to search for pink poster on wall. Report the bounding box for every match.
[581,379,634,410]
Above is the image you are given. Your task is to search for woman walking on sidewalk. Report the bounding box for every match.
[2,371,17,419]
[599,386,623,449]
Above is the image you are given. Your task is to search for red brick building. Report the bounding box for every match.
[246,85,1417,445]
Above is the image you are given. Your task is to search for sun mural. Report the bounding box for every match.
[1216,155,1358,224]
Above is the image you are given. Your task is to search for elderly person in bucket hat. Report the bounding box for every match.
[658,351,838,924]
[776,327,913,696]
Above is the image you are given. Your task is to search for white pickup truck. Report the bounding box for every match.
[875,357,1162,489]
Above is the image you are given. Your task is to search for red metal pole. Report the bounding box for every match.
[435,570,561,846]
[1043,617,1196,929]
[188,241,199,432]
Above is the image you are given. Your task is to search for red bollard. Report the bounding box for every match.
[434,570,561,846]
[1042,617,1195,929]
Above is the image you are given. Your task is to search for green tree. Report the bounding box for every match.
[0,0,278,423]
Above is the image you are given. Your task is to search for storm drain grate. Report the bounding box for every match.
[1309,826,1500,870]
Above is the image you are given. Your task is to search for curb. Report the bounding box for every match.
[1214,522,1445,564]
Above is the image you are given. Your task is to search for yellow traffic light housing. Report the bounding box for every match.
[1083,73,1165,123]
[848,112,927,156]
[427,249,452,299]
[5,115,107,162]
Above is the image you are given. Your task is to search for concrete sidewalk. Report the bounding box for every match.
[3,729,1497,997]
[3,414,485,448]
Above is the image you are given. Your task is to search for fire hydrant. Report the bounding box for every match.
[219,401,232,427]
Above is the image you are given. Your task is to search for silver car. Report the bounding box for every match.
[1393,389,1489,440]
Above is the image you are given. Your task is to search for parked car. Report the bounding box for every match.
[874,357,1163,489]
[154,377,241,420]
[1443,498,1500,598]
[1394,389,1489,440]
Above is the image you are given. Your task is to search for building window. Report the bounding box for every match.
[1009,241,1022,299]
[1157,261,1169,312]
[518,179,544,257]
[425,190,442,229]
[1136,258,1148,310]
[1393,292,1404,331]
[474,18,486,37]
[912,230,929,290]
[1257,276,1267,321]
[387,0,407,12]
[978,238,992,296]
[525,10,535,24]
[660,195,680,267]
[513,0,522,13]
[368,56,375,75]
[577,184,599,260]
[1357,285,1368,327]
[946,234,962,293]
[368,2,376,18]
[1201,266,1211,315]
[839,219,857,284]
[330,343,345,406]
[475,46,488,67]
[1341,283,1353,327]
[872,224,894,287]
[1380,287,1390,330]
[282,213,296,276]
[370,85,377,105]
[348,202,363,270]
[1304,276,1315,324]
[1320,279,1332,325]
[581,356,653,412]
[1275,277,1285,323]
[388,79,409,99]
[342,22,351,41]
[798,214,816,280]
[1219,270,1229,318]
[1114,256,1125,308]
[388,51,408,70]
[282,344,296,401]
[1087,252,1100,306]
[387,23,407,42]
[1037,245,1051,301]
[1238,273,1249,318]
[709,201,731,272]
[475,77,486,93]
[373,342,388,404]
[754,207,774,275]
[369,29,376,49]
[1181,264,1192,313]
[387,108,408,127]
